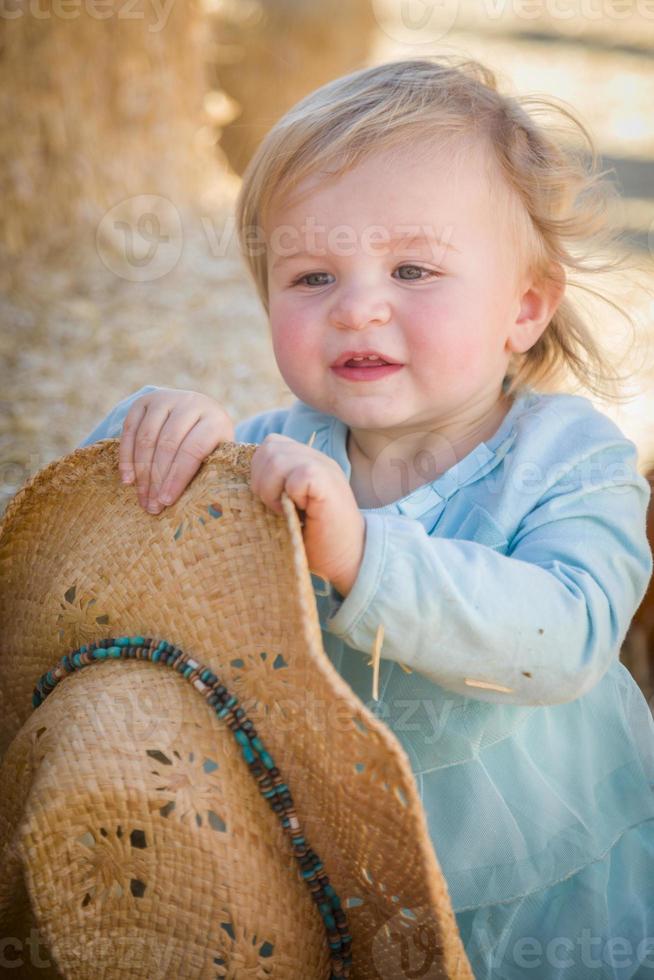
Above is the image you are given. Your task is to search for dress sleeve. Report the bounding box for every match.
[324,438,653,706]
[234,407,292,444]
[78,386,291,450]
[76,385,161,448]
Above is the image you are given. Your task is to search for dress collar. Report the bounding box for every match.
[324,385,536,524]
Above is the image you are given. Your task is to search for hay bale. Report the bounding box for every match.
[0,0,217,258]
[207,0,377,175]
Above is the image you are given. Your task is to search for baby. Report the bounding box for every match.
[79,57,654,979]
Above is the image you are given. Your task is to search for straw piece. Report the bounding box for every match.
[464,678,514,693]
[369,624,385,702]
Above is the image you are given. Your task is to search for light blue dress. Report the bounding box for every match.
[79,381,654,979]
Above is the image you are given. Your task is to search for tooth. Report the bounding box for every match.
[346,354,386,364]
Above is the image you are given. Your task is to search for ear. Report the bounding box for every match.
[506,263,566,355]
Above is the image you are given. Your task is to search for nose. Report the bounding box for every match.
[328,287,392,331]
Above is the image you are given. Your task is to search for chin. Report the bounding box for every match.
[339,404,401,428]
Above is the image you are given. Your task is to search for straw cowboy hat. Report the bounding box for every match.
[0,438,473,980]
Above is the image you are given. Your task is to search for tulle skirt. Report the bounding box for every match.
[455,818,654,979]
[316,587,654,979]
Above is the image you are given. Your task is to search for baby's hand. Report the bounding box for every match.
[250,433,366,597]
[119,388,235,514]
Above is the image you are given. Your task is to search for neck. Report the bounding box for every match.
[347,387,514,504]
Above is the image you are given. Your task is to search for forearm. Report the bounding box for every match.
[325,510,651,707]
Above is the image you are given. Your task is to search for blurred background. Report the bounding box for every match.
[1,0,653,700]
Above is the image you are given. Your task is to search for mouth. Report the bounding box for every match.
[331,349,402,368]
[329,349,404,382]
[330,360,404,382]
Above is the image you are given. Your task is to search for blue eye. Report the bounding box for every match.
[394,264,437,281]
[292,272,332,287]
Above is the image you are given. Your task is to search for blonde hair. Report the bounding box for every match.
[235,56,639,403]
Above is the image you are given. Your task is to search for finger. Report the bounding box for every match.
[144,410,203,507]
[132,405,172,508]
[250,437,316,507]
[284,463,326,513]
[156,417,220,506]
[250,443,288,514]
[254,453,317,517]
[119,399,148,484]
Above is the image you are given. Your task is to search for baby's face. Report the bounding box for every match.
[264,139,528,432]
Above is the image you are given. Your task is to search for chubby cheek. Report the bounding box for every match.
[407,293,491,381]
[269,306,321,386]
[404,303,471,379]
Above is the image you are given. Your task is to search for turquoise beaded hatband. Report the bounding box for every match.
[32,634,352,979]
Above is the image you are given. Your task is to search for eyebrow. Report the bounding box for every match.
[270,231,459,270]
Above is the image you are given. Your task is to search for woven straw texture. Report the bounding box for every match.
[0,440,473,979]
